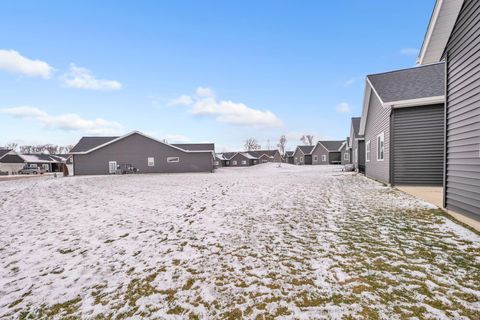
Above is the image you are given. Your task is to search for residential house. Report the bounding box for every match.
[284,151,294,164]
[228,152,258,167]
[248,150,283,163]
[311,141,345,165]
[340,139,351,165]
[0,150,68,174]
[418,0,480,218]
[293,146,314,165]
[359,63,445,186]
[349,117,365,172]
[70,131,215,175]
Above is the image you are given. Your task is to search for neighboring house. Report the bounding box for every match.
[228,152,258,167]
[0,150,68,174]
[311,141,344,165]
[418,0,480,218]
[284,151,294,164]
[0,149,24,174]
[359,63,445,186]
[70,131,215,175]
[349,117,365,172]
[214,154,227,167]
[293,146,314,165]
[248,150,283,163]
[340,139,351,165]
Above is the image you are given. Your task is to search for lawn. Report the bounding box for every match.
[0,164,479,319]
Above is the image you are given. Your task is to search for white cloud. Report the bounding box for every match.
[336,102,351,113]
[0,49,54,79]
[343,78,357,87]
[61,64,122,90]
[170,87,283,128]
[164,134,190,143]
[1,106,123,135]
[400,48,420,56]
[169,94,193,106]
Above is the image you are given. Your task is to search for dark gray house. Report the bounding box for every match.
[293,146,314,165]
[70,131,215,175]
[340,139,350,165]
[248,150,283,163]
[418,0,480,218]
[311,141,344,165]
[359,63,445,186]
[228,152,258,167]
[350,117,365,172]
[284,151,294,164]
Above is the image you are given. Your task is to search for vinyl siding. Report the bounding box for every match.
[444,0,480,217]
[229,153,254,166]
[341,145,351,165]
[364,91,391,184]
[73,133,213,175]
[392,104,444,186]
[311,144,329,165]
[293,149,305,165]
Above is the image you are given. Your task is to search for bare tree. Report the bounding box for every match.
[20,145,33,154]
[300,134,314,146]
[4,142,18,151]
[277,135,287,155]
[44,144,59,155]
[244,138,261,151]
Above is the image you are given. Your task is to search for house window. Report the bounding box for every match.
[354,148,358,163]
[242,160,247,165]
[214,161,219,166]
[366,141,371,162]
[147,157,155,166]
[322,155,326,162]
[108,161,117,174]
[226,161,230,166]
[300,157,304,162]
[313,155,318,162]
[232,160,237,165]
[294,157,297,163]
[167,157,180,163]
[344,153,349,161]
[377,133,385,161]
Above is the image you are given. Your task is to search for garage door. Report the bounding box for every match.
[392,104,444,185]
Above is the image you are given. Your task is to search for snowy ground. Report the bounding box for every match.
[1,164,479,319]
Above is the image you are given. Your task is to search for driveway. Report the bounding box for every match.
[0,164,479,319]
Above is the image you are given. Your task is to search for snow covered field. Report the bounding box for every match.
[1,164,479,319]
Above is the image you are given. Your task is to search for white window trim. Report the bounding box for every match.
[241,160,247,165]
[300,157,304,162]
[313,155,318,162]
[354,148,358,163]
[366,140,371,162]
[147,157,155,167]
[322,155,326,162]
[214,161,219,166]
[167,157,180,163]
[232,160,237,165]
[344,153,349,161]
[377,132,385,161]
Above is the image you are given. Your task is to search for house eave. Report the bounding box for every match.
[386,95,445,108]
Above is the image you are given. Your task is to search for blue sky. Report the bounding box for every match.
[0,0,434,151]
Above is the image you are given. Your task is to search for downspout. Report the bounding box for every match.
[443,55,448,209]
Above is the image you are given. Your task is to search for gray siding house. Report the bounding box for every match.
[311,141,344,165]
[340,140,350,165]
[359,63,445,186]
[248,150,283,163]
[284,151,294,164]
[349,117,365,172]
[70,131,215,175]
[418,0,480,218]
[228,152,258,167]
[293,146,314,165]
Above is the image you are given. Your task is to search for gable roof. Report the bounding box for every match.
[319,141,344,152]
[240,152,258,160]
[172,143,215,152]
[19,154,65,163]
[417,0,464,65]
[351,117,363,139]
[0,154,24,163]
[70,131,213,155]
[295,145,315,155]
[285,151,294,157]
[367,63,445,104]
[0,149,12,160]
[360,63,445,135]
[247,150,279,158]
[70,136,118,153]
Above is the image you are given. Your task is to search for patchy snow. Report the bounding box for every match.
[0,164,479,319]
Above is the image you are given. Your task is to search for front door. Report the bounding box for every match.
[108,161,117,174]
